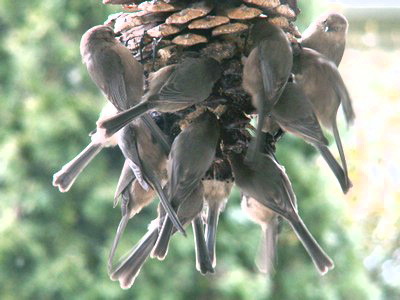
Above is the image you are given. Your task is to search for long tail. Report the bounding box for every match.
[205,202,221,268]
[316,144,352,193]
[151,216,174,260]
[340,86,355,126]
[289,214,334,275]
[256,216,279,274]
[108,190,131,273]
[52,142,103,192]
[332,118,350,188]
[110,226,159,289]
[147,170,186,235]
[99,101,153,137]
[192,216,214,274]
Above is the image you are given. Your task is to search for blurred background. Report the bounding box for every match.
[0,0,399,299]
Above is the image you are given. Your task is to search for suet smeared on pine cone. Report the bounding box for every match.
[53,0,355,289]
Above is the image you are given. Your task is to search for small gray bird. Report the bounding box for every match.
[113,159,155,212]
[292,47,355,189]
[302,13,348,66]
[97,57,222,138]
[110,183,206,289]
[52,102,119,192]
[241,195,279,274]
[81,25,171,150]
[242,19,292,161]
[108,159,156,272]
[117,117,186,235]
[267,81,352,193]
[151,111,220,266]
[229,151,334,275]
[203,179,233,268]
[80,25,143,111]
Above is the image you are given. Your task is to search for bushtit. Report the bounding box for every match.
[81,25,172,151]
[301,13,348,66]
[52,102,118,192]
[108,160,156,272]
[242,20,292,161]
[110,183,206,289]
[80,25,143,111]
[229,151,334,275]
[203,179,233,268]
[154,183,214,274]
[97,57,222,138]
[117,117,186,235]
[151,111,220,261]
[269,81,351,193]
[292,47,355,188]
[241,195,279,274]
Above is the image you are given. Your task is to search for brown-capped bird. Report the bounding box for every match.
[108,159,156,272]
[229,150,334,275]
[265,81,352,193]
[302,13,348,66]
[292,46,355,189]
[54,24,145,192]
[117,116,186,233]
[151,111,220,271]
[110,183,205,289]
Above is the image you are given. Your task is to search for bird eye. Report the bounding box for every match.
[323,19,329,32]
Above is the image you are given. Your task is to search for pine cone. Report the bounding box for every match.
[102,0,301,180]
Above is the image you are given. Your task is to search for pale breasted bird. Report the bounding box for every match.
[151,111,220,272]
[108,159,156,272]
[292,46,355,189]
[302,13,348,66]
[229,151,334,275]
[110,183,205,289]
[265,81,352,193]
[53,24,145,192]
[117,116,186,234]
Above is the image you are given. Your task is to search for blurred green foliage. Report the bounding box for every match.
[0,0,389,299]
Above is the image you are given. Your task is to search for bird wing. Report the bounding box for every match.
[276,115,328,146]
[168,161,202,206]
[323,60,355,125]
[157,58,214,104]
[258,42,274,101]
[88,47,128,110]
[259,41,291,104]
